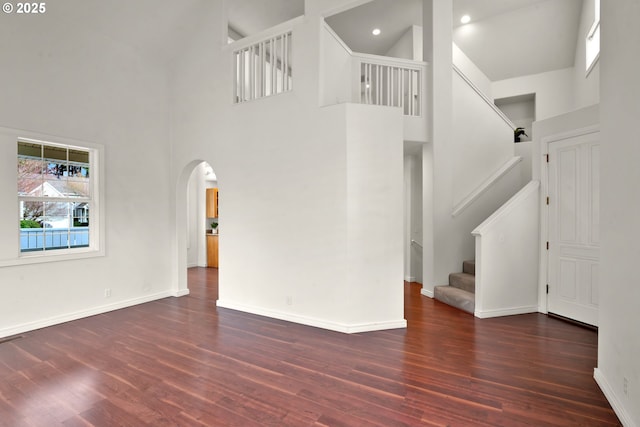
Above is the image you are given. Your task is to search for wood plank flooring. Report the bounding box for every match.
[0,267,620,426]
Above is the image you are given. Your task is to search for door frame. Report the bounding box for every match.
[538,125,600,315]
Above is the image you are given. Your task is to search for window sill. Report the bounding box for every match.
[0,247,105,268]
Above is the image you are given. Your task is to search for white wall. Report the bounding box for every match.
[472,181,540,318]
[514,142,533,184]
[492,68,575,121]
[491,0,600,122]
[321,23,352,106]
[573,0,600,109]
[0,2,174,337]
[422,0,454,293]
[171,6,406,333]
[345,104,405,327]
[452,70,514,207]
[597,1,640,425]
[452,42,492,98]
[386,25,423,61]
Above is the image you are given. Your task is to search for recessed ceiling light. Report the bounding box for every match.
[460,15,471,24]
[372,28,381,36]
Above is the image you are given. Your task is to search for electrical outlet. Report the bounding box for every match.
[286,296,293,306]
[104,288,111,298]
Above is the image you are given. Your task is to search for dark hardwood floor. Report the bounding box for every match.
[0,267,620,426]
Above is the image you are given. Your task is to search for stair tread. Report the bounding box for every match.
[434,285,475,314]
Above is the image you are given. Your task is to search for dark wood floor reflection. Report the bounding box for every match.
[0,267,620,426]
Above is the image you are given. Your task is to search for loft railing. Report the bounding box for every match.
[233,30,292,103]
[354,54,426,117]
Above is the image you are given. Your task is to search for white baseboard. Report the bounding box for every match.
[404,276,416,282]
[474,305,538,319]
[172,289,190,297]
[0,291,173,339]
[594,368,636,427]
[216,300,407,334]
[421,288,434,298]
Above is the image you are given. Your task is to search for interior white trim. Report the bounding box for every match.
[474,305,538,319]
[594,368,637,427]
[0,291,174,339]
[421,288,434,298]
[452,156,522,217]
[354,51,428,68]
[216,299,407,334]
[172,289,190,297]
[322,20,352,55]
[452,64,516,130]
[224,15,305,52]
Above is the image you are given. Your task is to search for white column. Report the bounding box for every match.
[422,0,453,297]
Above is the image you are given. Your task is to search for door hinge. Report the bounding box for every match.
[546,241,549,250]
[546,196,550,205]
[546,284,549,294]
[546,154,550,163]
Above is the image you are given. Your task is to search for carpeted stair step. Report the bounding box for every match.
[434,285,475,314]
[449,272,475,293]
[433,259,476,314]
[463,259,475,275]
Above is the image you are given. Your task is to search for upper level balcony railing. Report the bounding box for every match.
[232,28,293,104]
[354,54,424,117]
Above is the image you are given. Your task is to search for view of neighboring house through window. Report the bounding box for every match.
[18,140,92,253]
[585,0,600,74]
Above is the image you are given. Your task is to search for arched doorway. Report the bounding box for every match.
[174,159,219,298]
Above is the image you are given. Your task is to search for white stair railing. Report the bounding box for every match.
[233,31,292,103]
[354,54,426,117]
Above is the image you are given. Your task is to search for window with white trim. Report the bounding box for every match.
[585,0,600,74]
[18,139,97,255]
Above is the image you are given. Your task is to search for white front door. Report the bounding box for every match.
[547,130,600,326]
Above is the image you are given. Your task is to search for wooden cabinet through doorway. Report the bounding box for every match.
[207,234,218,268]
[206,188,218,218]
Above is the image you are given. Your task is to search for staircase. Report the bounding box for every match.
[434,260,475,314]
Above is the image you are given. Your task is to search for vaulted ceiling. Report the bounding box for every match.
[83,0,583,81]
[227,0,305,37]
[324,0,583,81]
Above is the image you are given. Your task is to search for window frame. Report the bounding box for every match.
[585,0,600,76]
[1,128,105,267]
